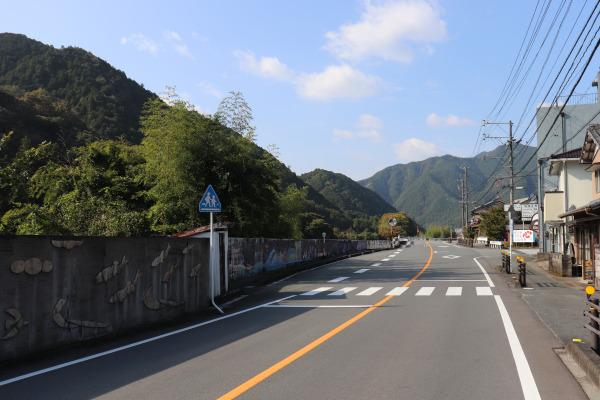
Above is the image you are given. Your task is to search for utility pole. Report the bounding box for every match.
[458,179,465,233]
[460,167,469,232]
[482,120,517,205]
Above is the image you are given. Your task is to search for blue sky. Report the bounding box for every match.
[3,1,600,180]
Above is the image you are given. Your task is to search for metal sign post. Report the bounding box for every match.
[200,185,223,314]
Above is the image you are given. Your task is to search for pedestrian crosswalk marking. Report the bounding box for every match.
[415,287,435,296]
[386,287,409,296]
[329,287,357,296]
[299,286,494,297]
[301,287,332,296]
[357,287,383,296]
[446,287,462,296]
[328,277,349,283]
[476,287,493,296]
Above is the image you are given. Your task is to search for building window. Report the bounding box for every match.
[596,170,600,193]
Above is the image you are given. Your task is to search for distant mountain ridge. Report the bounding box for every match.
[300,169,396,216]
[358,144,538,228]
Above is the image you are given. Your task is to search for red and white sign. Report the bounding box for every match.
[513,230,535,243]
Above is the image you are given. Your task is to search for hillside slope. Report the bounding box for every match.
[300,169,396,216]
[359,144,538,227]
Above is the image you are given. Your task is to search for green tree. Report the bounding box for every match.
[0,139,150,236]
[479,206,507,240]
[275,184,308,239]
[139,88,281,237]
[213,91,256,140]
[379,212,415,238]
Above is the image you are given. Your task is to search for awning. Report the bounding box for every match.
[558,198,600,218]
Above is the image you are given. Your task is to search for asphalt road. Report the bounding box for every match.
[0,240,589,399]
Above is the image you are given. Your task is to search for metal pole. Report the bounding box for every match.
[538,158,546,252]
[509,121,514,205]
[209,212,224,314]
[593,298,599,354]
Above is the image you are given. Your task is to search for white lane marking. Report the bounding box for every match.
[442,255,461,259]
[301,287,332,296]
[415,287,435,296]
[329,287,357,296]
[357,287,383,296]
[416,279,486,282]
[381,258,391,261]
[0,294,298,387]
[388,254,397,257]
[265,304,372,308]
[328,277,349,283]
[387,287,409,296]
[474,257,495,287]
[494,295,541,399]
[446,287,462,296]
[354,269,369,274]
[476,287,493,296]
[371,263,382,267]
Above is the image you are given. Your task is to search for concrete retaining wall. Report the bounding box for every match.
[1,236,389,362]
[0,236,211,362]
[537,252,571,276]
[228,238,389,282]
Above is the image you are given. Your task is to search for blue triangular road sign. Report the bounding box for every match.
[199,185,221,212]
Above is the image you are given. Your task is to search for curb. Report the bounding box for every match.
[566,341,600,390]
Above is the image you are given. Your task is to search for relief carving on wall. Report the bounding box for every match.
[52,299,108,329]
[1,309,29,340]
[10,258,53,275]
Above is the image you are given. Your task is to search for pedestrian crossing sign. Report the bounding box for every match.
[199,185,221,212]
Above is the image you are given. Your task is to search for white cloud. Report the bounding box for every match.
[121,31,194,58]
[297,64,383,101]
[197,82,222,98]
[234,50,383,101]
[234,50,295,81]
[358,114,384,130]
[393,138,442,161]
[426,113,476,128]
[333,114,385,142]
[164,30,194,59]
[120,34,159,56]
[324,0,448,64]
[333,129,354,141]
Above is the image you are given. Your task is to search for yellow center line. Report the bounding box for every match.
[217,242,434,400]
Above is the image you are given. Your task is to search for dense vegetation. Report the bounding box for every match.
[0,33,416,239]
[0,33,155,144]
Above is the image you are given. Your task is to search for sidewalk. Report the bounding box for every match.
[505,249,600,396]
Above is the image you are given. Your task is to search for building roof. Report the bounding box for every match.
[548,147,584,175]
[558,198,600,218]
[470,198,505,216]
[549,147,583,160]
[171,221,233,237]
[581,124,600,164]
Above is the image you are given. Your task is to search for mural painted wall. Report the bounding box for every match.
[228,238,390,281]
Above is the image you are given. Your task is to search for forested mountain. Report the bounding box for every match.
[359,144,538,228]
[0,33,384,239]
[0,33,156,144]
[300,169,396,215]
